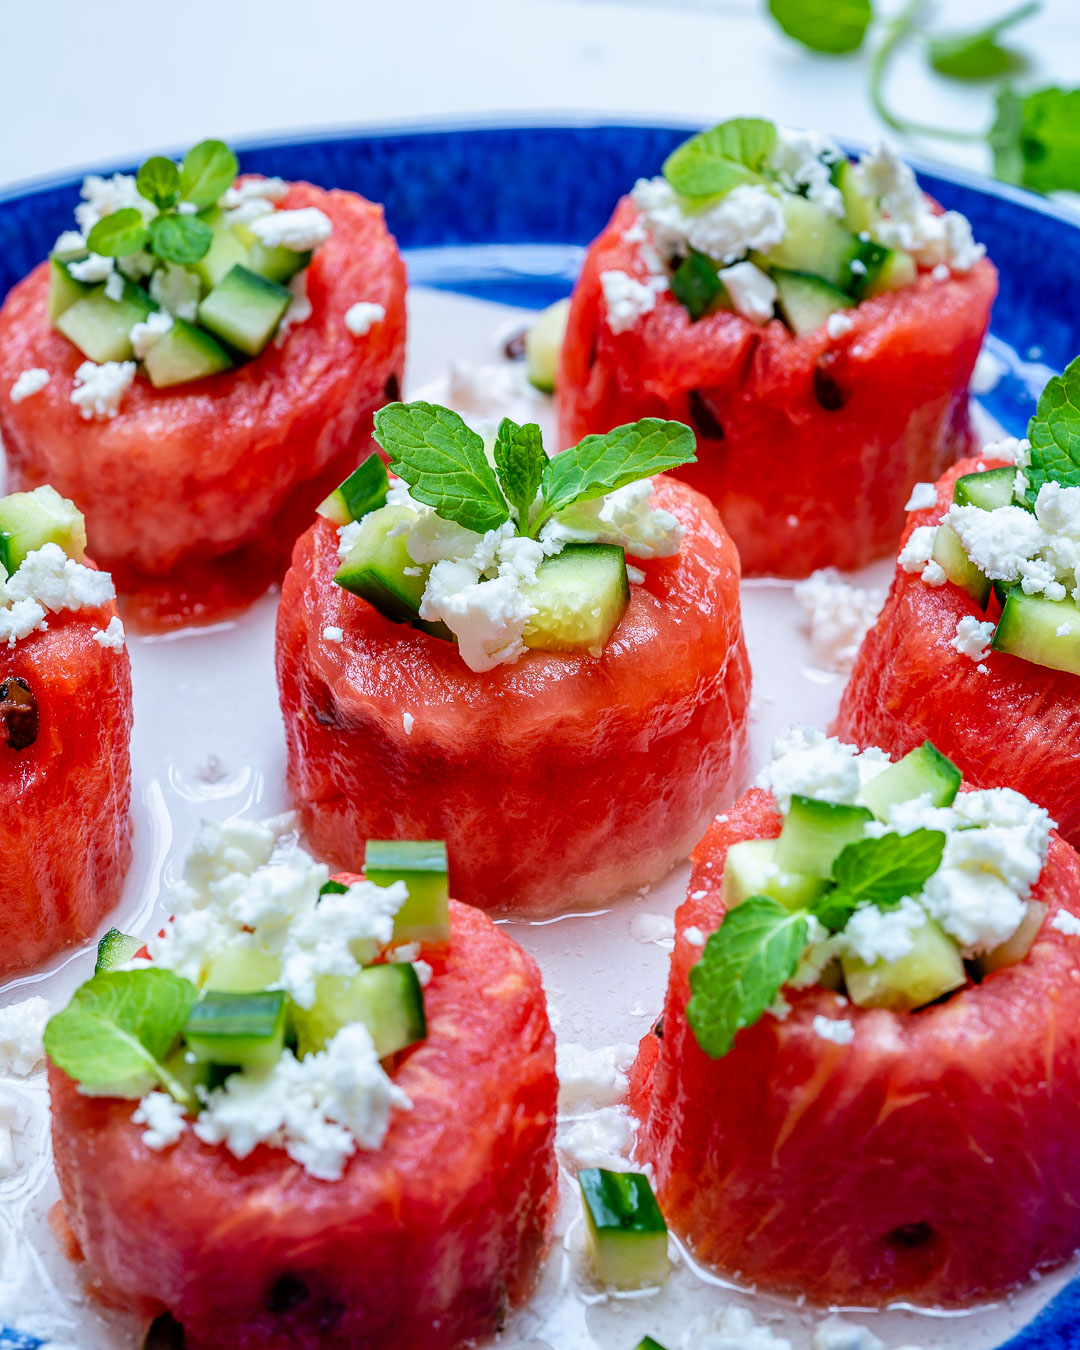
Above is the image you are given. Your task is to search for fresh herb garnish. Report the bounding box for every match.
[319,879,350,897]
[86,208,150,259]
[136,157,181,212]
[149,214,214,266]
[43,968,198,1106]
[991,85,1080,191]
[178,139,240,209]
[767,0,873,56]
[662,117,777,199]
[670,251,724,321]
[811,828,947,932]
[493,417,547,528]
[927,2,1037,80]
[1024,355,1080,502]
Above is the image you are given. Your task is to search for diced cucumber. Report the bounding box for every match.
[722,838,829,913]
[183,990,287,1070]
[141,317,234,388]
[831,159,877,235]
[521,543,630,657]
[95,927,143,973]
[763,195,859,292]
[860,247,916,297]
[932,523,991,608]
[290,963,427,1059]
[334,503,429,623]
[197,264,291,357]
[365,839,451,945]
[579,1168,669,1290]
[775,795,874,878]
[773,268,851,337]
[972,901,1047,977]
[161,1045,212,1103]
[857,741,961,822]
[670,251,723,322]
[0,485,87,574]
[47,255,93,323]
[843,916,965,1011]
[992,591,1080,675]
[993,579,1016,608]
[190,212,250,292]
[953,466,1018,511]
[316,453,390,527]
[525,297,571,392]
[55,279,156,362]
[203,944,281,994]
[247,241,311,286]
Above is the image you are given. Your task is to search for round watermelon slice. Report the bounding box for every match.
[556,197,996,577]
[0,583,131,974]
[629,785,1080,1307]
[275,476,750,916]
[49,898,556,1350]
[835,455,1080,847]
[0,181,406,629]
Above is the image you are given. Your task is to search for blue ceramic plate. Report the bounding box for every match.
[0,118,1078,1350]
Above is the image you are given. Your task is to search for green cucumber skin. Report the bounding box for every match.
[142,318,234,389]
[366,840,451,944]
[337,455,390,524]
[0,490,86,575]
[772,268,849,337]
[291,963,427,1059]
[183,990,287,1070]
[992,591,1080,675]
[94,928,143,974]
[932,524,991,609]
[55,281,156,364]
[366,840,448,874]
[775,796,874,878]
[670,251,723,321]
[858,741,961,822]
[579,1168,667,1235]
[521,542,630,656]
[953,467,1018,511]
[197,264,291,358]
[47,255,93,324]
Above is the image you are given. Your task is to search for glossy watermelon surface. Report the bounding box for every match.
[0,582,131,973]
[629,786,1080,1308]
[556,197,996,577]
[275,476,750,916]
[835,456,1080,847]
[0,182,406,628]
[49,898,557,1350]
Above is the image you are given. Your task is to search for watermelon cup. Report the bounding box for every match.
[555,124,997,577]
[48,894,556,1350]
[629,780,1080,1309]
[275,473,751,916]
[0,171,406,630]
[835,452,1080,846]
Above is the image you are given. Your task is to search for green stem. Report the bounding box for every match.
[869,0,988,143]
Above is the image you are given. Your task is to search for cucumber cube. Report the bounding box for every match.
[857,741,962,822]
[953,466,1018,511]
[932,524,990,609]
[972,901,1047,977]
[334,503,429,622]
[55,279,156,362]
[722,838,829,913]
[579,1168,669,1290]
[248,241,311,286]
[204,944,282,994]
[773,268,851,337]
[47,254,93,324]
[0,485,87,574]
[765,196,860,292]
[290,963,427,1059]
[197,264,291,357]
[832,158,878,235]
[861,247,917,297]
[525,297,571,391]
[183,990,287,1070]
[775,796,874,879]
[317,453,390,527]
[365,839,451,945]
[843,917,965,1011]
[95,927,143,973]
[992,591,1080,675]
[190,214,250,292]
[521,543,630,657]
[141,317,234,389]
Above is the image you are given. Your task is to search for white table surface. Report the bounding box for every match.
[0,0,1077,192]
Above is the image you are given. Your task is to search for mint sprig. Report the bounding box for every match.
[493,418,546,527]
[812,828,946,933]
[991,85,1080,192]
[149,214,214,265]
[768,0,872,56]
[928,2,1037,80]
[86,208,150,259]
[662,118,777,199]
[136,156,181,211]
[178,139,240,209]
[1024,355,1080,501]
[44,969,198,1106]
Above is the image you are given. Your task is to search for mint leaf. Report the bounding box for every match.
[928,2,1036,81]
[86,208,150,258]
[179,139,239,208]
[535,419,696,530]
[687,897,808,1058]
[812,829,946,932]
[149,213,213,265]
[137,156,180,210]
[319,879,349,897]
[990,86,1080,194]
[373,402,510,534]
[663,118,777,198]
[1026,356,1080,499]
[670,250,723,321]
[767,0,873,55]
[44,969,197,1104]
[493,418,547,527]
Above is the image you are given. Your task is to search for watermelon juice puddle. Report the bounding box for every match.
[0,284,1071,1350]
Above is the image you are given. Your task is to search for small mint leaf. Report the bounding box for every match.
[493,418,547,528]
[373,402,510,535]
[149,214,213,265]
[136,156,180,211]
[663,118,777,198]
[767,0,873,56]
[179,139,239,208]
[812,828,947,933]
[1026,355,1080,500]
[928,2,1037,81]
[991,86,1080,195]
[85,208,150,259]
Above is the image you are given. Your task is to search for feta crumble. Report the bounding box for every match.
[75,173,155,235]
[149,263,201,322]
[811,1015,855,1045]
[951,615,995,661]
[92,615,126,652]
[0,996,50,1076]
[402,711,414,735]
[0,539,115,647]
[344,301,386,337]
[769,126,845,216]
[842,895,927,964]
[251,207,333,252]
[1052,909,1080,937]
[555,1041,636,1111]
[756,725,889,813]
[71,360,136,421]
[557,1104,637,1171]
[10,368,49,403]
[132,1091,187,1150]
[812,1315,885,1350]
[683,925,706,946]
[718,260,777,324]
[104,270,125,303]
[794,568,884,672]
[679,1305,794,1350]
[274,270,312,347]
[129,310,174,360]
[905,481,938,512]
[826,311,854,339]
[631,177,785,265]
[67,253,115,284]
[898,525,937,573]
[630,911,676,947]
[220,177,289,209]
[857,141,984,272]
[322,625,344,643]
[600,268,667,334]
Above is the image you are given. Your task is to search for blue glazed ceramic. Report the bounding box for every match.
[0,118,1077,1350]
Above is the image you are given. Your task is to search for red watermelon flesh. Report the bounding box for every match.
[49,899,557,1350]
[834,455,1080,847]
[556,197,996,577]
[629,786,1080,1307]
[0,583,131,973]
[0,181,406,628]
[274,476,751,916]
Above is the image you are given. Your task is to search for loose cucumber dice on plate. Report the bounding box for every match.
[521,542,630,657]
[843,917,965,1011]
[722,838,829,912]
[932,523,991,608]
[248,241,311,286]
[141,317,234,388]
[203,944,282,994]
[953,466,1018,511]
[670,251,724,322]
[290,963,427,1059]
[47,254,93,323]
[184,990,287,1071]
[0,486,87,574]
[334,503,429,622]
[972,901,1047,977]
[579,1168,669,1290]
[197,264,291,357]
[857,741,961,822]
[317,453,390,526]
[95,927,143,973]
[773,268,851,337]
[55,279,156,362]
[525,297,571,391]
[775,795,874,878]
[764,196,860,292]
[992,591,1080,674]
[365,839,451,945]
[190,212,250,292]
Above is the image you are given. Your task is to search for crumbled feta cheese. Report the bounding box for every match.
[0,539,115,648]
[770,126,845,216]
[402,711,414,735]
[626,564,646,585]
[225,198,275,226]
[10,368,49,403]
[631,177,785,265]
[251,207,333,252]
[539,478,684,560]
[986,436,1029,467]
[117,248,156,281]
[1052,909,1080,937]
[557,1105,636,1170]
[273,270,312,347]
[92,615,126,651]
[951,615,995,661]
[0,996,50,1076]
[322,626,344,643]
[54,229,87,254]
[794,568,884,672]
[812,1315,885,1350]
[149,263,201,322]
[75,173,155,234]
[842,896,927,964]
[945,480,1080,604]
[600,268,666,334]
[931,262,951,282]
[630,911,676,947]
[826,311,854,339]
[811,1015,855,1046]
[858,142,984,272]
[344,302,385,337]
[971,347,1007,395]
[683,925,706,946]
[555,1042,636,1111]
[129,310,173,360]
[132,1091,187,1150]
[679,1305,793,1350]
[103,270,125,302]
[71,360,136,421]
[220,177,289,209]
[757,725,889,812]
[67,253,115,284]
[718,260,777,324]
[905,481,938,512]
[921,559,947,586]
[898,525,938,573]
